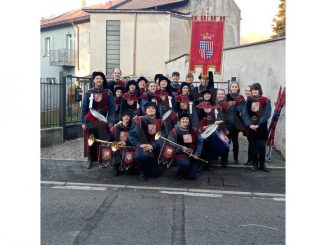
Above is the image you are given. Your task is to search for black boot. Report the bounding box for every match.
[260,163,270,172]
[112,167,122,176]
[138,172,147,181]
[252,162,258,171]
[86,158,92,169]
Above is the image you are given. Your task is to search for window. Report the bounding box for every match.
[66,34,72,50]
[45,37,50,56]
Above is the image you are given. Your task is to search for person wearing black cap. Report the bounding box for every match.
[107,67,126,94]
[81,71,115,169]
[109,110,133,176]
[128,102,168,181]
[137,76,148,95]
[242,83,271,172]
[113,85,124,123]
[167,112,203,180]
[139,81,162,117]
[119,79,140,118]
[156,75,173,115]
[225,81,245,165]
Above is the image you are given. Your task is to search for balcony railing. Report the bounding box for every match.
[49,49,75,66]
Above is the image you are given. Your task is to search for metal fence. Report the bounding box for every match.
[40,79,61,128]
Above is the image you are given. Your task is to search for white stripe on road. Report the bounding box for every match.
[52,185,107,191]
[273,197,286,202]
[239,224,281,231]
[160,191,223,198]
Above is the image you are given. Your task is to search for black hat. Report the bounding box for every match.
[114,85,124,93]
[178,111,190,120]
[158,75,171,85]
[200,89,212,96]
[144,101,157,110]
[120,110,133,120]
[180,82,190,90]
[92,71,106,81]
[154,74,163,82]
[127,79,138,88]
[137,76,149,84]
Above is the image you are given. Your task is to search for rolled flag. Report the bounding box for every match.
[189,101,193,114]
[89,93,94,109]
[168,96,172,108]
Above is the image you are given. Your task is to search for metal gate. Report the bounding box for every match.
[61,74,92,140]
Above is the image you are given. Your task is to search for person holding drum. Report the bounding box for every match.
[137,76,148,95]
[128,102,168,181]
[139,81,162,117]
[226,81,245,165]
[109,111,133,176]
[196,89,225,170]
[242,83,271,172]
[167,112,203,180]
[81,71,115,169]
[119,79,140,118]
[113,85,124,123]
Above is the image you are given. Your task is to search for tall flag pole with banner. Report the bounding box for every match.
[189,16,225,76]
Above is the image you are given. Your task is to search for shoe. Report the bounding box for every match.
[138,172,147,181]
[252,163,258,171]
[86,159,92,169]
[244,160,252,165]
[221,162,227,168]
[260,164,270,172]
[112,169,122,176]
[234,160,239,165]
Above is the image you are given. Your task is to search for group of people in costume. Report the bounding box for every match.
[81,68,272,181]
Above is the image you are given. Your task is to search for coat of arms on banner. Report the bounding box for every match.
[251,102,260,112]
[123,151,134,165]
[199,33,214,60]
[163,145,175,159]
[148,124,156,135]
[101,146,112,161]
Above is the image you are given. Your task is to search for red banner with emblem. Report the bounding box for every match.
[189,16,225,76]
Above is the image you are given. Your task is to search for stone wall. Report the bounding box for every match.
[41,127,64,148]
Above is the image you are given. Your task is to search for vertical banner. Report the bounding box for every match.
[189,16,225,76]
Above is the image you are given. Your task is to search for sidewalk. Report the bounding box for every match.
[41,136,285,169]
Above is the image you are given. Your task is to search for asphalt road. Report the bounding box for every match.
[41,185,285,245]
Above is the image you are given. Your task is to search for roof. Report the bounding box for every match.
[41,0,125,29]
[112,0,188,10]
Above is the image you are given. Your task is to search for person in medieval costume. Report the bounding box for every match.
[109,110,134,176]
[119,79,140,118]
[128,102,168,181]
[113,85,124,123]
[137,76,148,96]
[242,83,271,172]
[139,81,162,117]
[196,89,224,170]
[225,81,246,165]
[81,71,115,169]
[244,85,253,165]
[167,112,203,180]
[169,71,181,95]
[192,73,217,106]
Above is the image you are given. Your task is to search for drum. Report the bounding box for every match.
[162,110,178,131]
[201,124,230,159]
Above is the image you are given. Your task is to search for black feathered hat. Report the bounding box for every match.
[158,75,171,85]
[200,89,212,96]
[144,101,157,110]
[92,71,106,81]
[120,110,133,120]
[154,74,163,82]
[126,79,139,92]
[137,76,149,84]
[114,85,124,93]
[180,82,190,90]
[178,111,191,120]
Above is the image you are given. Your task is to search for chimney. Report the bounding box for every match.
[80,0,86,8]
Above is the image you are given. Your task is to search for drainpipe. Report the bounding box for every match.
[133,13,138,76]
[71,22,80,70]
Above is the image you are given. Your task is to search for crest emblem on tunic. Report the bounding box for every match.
[251,102,260,112]
[199,33,214,60]
[127,100,135,106]
[180,103,188,110]
[120,131,128,141]
[148,124,156,135]
[161,96,166,101]
[94,93,103,102]
[183,134,193,143]
[204,108,212,113]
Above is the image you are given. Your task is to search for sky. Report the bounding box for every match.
[40,0,280,44]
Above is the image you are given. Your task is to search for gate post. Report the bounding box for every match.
[59,72,67,139]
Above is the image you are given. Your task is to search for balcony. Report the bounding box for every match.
[49,49,75,66]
